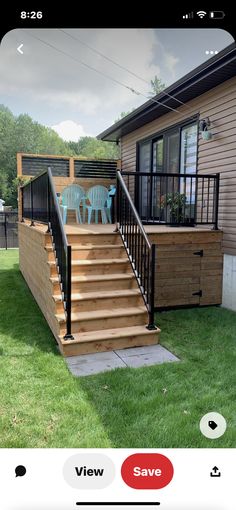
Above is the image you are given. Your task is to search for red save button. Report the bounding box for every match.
[121,453,174,489]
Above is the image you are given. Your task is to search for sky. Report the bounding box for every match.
[0,28,234,141]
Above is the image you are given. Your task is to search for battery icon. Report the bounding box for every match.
[209,11,225,19]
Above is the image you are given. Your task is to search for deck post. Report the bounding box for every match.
[46,171,51,233]
[64,245,74,341]
[19,186,24,222]
[114,171,120,232]
[16,153,22,177]
[147,244,157,330]
[30,179,35,226]
[213,173,220,230]
[69,157,75,182]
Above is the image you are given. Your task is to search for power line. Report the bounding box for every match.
[59,28,187,109]
[22,30,181,115]
[59,29,150,85]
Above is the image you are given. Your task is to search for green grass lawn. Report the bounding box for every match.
[0,249,235,448]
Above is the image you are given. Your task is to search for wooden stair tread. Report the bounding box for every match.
[59,325,160,344]
[48,259,128,267]
[56,306,147,323]
[72,244,124,250]
[73,258,128,265]
[71,258,128,266]
[66,231,118,235]
[53,289,141,302]
[50,273,134,284]
[46,244,124,251]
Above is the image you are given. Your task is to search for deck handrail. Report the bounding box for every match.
[121,171,219,179]
[20,168,73,340]
[116,171,157,330]
[121,171,220,230]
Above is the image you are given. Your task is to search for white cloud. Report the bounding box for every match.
[164,52,179,80]
[41,90,101,115]
[51,120,92,141]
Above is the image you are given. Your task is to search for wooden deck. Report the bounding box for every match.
[18,220,223,356]
[64,223,213,234]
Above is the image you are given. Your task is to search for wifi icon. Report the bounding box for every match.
[197,10,207,18]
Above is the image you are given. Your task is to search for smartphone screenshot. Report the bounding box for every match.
[0,6,235,509]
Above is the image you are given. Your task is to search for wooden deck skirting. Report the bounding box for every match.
[148,229,223,308]
[18,222,63,342]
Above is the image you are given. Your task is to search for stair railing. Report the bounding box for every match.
[21,167,73,340]
[116,171,157,330]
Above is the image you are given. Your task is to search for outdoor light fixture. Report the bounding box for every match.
[199,117,213,140]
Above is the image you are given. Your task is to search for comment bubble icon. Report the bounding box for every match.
[15,465,26,477]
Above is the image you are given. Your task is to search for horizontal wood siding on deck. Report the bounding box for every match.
[121,76,236,255]
[18,222,61,340]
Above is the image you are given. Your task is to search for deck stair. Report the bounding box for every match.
[47,230,160,356]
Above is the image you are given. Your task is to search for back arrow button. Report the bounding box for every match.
[17,44,24,55]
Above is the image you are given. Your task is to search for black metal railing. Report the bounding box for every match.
[21,168,73,340]
[116,171,157,330]
[0,211,18,249]
[121,171,220,229]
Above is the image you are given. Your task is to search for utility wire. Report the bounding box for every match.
[59,28,188,109]
[22,30,181,115]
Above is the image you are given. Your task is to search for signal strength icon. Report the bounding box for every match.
[197,10,207,18]
[183,12,194,19]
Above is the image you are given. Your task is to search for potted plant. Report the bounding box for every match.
[161,192,187,225]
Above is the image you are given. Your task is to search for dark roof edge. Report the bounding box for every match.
[97,42,236,141]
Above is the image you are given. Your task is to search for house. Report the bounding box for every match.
[98,42,236,313]
[17,43,236,356]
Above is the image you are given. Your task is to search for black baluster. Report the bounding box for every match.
[201,177,204,223]
[30,179,35,226]
[207,177,210,224]
[213,174,220,230]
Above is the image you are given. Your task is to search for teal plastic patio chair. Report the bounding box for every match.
[84,185,109,224]
[56,193,67,225]
[61,184,85,224]
[106,185,116,223]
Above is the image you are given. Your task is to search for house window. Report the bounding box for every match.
[137,120,198,221]
[153,137,163,172]
[180,123,198,174]
[138,121,197,174]
[180,123,198,206]
[139,141,151,173]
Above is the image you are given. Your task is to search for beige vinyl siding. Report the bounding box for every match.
[121,76,236,255]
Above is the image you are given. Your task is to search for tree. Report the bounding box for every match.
[149,76,166,96]
[114,109,135,124]
[76,137,120,159]
[0,105,120,207]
